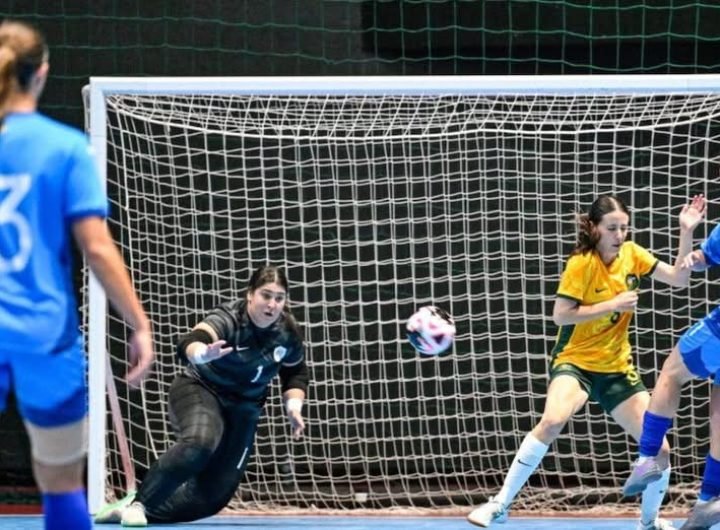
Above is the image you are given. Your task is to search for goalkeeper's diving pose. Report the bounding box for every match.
[467,194,706,530]
[95,264,309,526]
[622,223,720,530]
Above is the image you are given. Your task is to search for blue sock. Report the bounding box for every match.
[699,454,720,501]
[638,411,673,458]
[42,489,91,530]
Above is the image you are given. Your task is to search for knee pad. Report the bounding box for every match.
[25,417,87,465]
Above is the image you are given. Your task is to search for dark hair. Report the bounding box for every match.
[246,265,302,336]
[0,20,47,111]
[571,195,630,256]
[246,264,294,312]
[247,264,289,294]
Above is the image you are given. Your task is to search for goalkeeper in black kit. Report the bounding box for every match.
[95,265,309,526]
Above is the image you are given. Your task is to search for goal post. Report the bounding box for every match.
[85,75,720,515]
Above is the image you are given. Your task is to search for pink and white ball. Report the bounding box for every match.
[406,306,456,356]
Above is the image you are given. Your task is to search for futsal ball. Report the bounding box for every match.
[406,305,456,356]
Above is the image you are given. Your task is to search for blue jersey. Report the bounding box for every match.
[700,224,720,335]
[0,112,108,354]
[701,224,720,267]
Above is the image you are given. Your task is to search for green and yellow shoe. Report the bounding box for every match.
[93,491,137,524]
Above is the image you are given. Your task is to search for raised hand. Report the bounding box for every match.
[679,194,706,233]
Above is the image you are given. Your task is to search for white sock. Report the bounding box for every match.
[494,433,549,507]
[640,466,671,524]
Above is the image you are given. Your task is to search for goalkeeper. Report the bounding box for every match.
[467,194,706,530]
[95,265,309,526]
[622,223,720,530]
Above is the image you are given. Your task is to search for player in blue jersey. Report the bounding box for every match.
[0,19,155,530]
[622,223,720,530]
[95,264,309,526]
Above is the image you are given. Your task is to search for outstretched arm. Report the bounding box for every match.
[177,322,234,365]
[652,194,706,287]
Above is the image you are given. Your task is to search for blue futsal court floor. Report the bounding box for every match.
[0,515,709,529]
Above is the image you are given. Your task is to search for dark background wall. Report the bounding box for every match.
[2,0,720,505]
[3,1,720,128]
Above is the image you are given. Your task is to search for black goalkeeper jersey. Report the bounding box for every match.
[183,299,306,404]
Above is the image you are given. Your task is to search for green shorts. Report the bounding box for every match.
[549,362,646,413]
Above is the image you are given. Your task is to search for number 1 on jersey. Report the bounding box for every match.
[250,365,263,383]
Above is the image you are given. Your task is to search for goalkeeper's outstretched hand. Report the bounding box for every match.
[190,340,235,364]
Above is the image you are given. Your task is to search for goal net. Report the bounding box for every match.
[85,76,720,516]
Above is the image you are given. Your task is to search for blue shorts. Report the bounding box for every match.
[677,318,720,386]
[0,336,87,427]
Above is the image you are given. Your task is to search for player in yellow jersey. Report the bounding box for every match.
[467,194,706,530]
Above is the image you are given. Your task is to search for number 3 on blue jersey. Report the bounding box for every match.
[0,174,32,272]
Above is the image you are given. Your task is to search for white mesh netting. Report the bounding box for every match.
[88,90,720,515]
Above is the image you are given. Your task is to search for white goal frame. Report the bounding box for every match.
[85,74,720,514]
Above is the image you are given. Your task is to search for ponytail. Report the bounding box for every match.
[571,212,599,256]
[0,44,17,116]
[0,19,48,116]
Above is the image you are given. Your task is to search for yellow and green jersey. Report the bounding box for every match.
[551,241,658,373]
